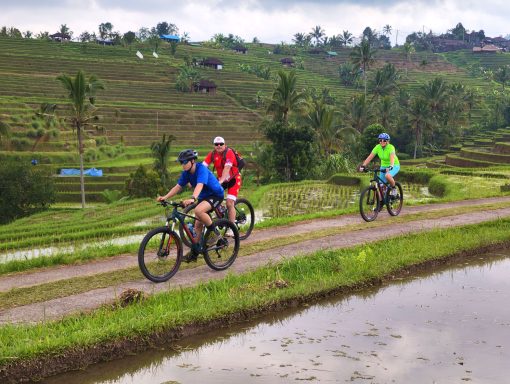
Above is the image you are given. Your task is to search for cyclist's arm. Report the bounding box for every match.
[158,184,182,201]
[218,164,232,184]
[362,152,376,167]
[389,153,395,168]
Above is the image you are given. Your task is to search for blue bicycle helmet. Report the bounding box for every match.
[378,132,390,141]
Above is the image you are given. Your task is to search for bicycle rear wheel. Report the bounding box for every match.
[386,182,404,216]
[359,186,380,222]
[178,203,198,248]
[203,218,240,271]
[138,227,182,282]
[234,198,255,240]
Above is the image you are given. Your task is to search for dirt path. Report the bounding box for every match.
[1,196,510,324]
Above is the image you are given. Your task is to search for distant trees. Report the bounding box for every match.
[266,71,308,123]
[310,25,326,46]
[98,22,113,39]
[175,65,201,92]
[155,22,178,36]
[494,65,510,90]
[151,134,175,188]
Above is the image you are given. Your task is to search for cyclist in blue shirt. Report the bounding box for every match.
[157,149,224,244]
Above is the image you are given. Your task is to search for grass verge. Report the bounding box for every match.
[1,216,510,382]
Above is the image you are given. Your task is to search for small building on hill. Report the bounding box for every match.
[326,51,338,60]
[96,39,114,46]
[233,45,248,54]
[280,57,294,67]
[201,58,224,70]
[50,32,71,42]
[160,34,180,42]
[195,80,217,94]
[473,44,501,53]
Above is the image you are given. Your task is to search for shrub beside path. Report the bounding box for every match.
[1,196,510,324]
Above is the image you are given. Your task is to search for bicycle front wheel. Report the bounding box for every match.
[359,186,380,222]
[234,198,255,240]
[203,218,240,271]
[138,227,182,283]
[386,182,404,216]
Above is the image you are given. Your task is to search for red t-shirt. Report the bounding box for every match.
[203,148,239,180]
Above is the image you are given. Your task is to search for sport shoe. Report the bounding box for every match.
[183,249,198,263]
[225,228,235,237]
[390,187,398,197]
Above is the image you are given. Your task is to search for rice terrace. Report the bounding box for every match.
[1,12,510,383]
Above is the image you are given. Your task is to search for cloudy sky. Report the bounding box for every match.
[2,0,509,44]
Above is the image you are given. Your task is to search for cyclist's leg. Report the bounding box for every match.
[385,165,400,187]
[226,176,241,222]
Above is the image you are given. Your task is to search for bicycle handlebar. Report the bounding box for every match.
[359,166,387,173]
[158,200,184,208]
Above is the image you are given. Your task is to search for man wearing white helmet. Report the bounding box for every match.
[203,136,242,225]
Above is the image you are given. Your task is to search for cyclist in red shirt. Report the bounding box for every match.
[203,136,242,224]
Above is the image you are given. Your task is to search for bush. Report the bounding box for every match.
[316,154,355,178]
[84,148,99,162]
[0,160,56,224]
[428,175,453,197]
[125,165,163,198]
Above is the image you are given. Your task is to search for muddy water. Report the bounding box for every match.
[41,249,510,384]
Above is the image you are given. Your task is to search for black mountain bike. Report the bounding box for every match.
[179,197,254,247]
[359,167,403,222]
[138,200,240,283]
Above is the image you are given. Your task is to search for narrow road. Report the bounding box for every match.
[1,196,509,324]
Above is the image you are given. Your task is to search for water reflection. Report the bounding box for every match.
[41,252,510,384]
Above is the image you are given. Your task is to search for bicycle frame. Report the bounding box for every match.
[369,168,390,203]
[165,203,204,246]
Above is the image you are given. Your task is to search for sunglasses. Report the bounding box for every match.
[378,139,388,143]
[214,143,225,146]
[179,160,190,165]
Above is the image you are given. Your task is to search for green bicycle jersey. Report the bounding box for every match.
[371,143,400,167]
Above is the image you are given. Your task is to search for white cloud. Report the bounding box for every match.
[1,0,509,43]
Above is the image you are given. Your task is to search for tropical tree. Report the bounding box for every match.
[266,70,308,123]
[419,77,448,116]
[59,24,71,38]
[293,32,306,46]
[98,22,113,39]
[376,96,397,131]
[383,25,392,36]
[30,103,60,151]
[122,31,136,47]
[402,42,415,76]
[407,97,434,158]
[155,21,178,36]
[338,62,361,86]
[342,94,373,133]
[350,39,376,97]
[151,134,175,187]
[306,101,340,156]
[362,27,378,46]
[370,62,400,99]
[175,65,201,92]
[494,65,510,90]
[310,25,325,46]
[56,70,104,208]
[339,30,353,47]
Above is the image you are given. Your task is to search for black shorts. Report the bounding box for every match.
[198,195,223,211]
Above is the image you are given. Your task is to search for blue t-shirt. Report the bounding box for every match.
[177,162,224,200]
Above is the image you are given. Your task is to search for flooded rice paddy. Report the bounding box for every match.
[41,248,510,383]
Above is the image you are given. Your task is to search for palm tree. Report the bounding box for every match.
[350,39,376,97]
[407,97,434,158]
[310,25,325,46]
[494,65,510,90]
[266,70,308,123]
[376,96,396,130]
[342,94,373,133]
[59,24,72,41]
[339,30,353,47]
[176,65,201,92]
[402,42,415,76]
[383,25,392,36]
[57,70,104,208]
[419,77,448,115]
[293,32,306,46]
[370,63,399,99]
[306,101,340,156]
[151,133,175,187]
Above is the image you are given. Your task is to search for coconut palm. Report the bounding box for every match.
[419,77,448,115]
[350,39,376,97]
[376,96,396,131]
[176,65,201,92]
[306,101,339,156]
[494,65,510,90]
[402,42,415,76]
[407,97,434,158]
[383,25,392,36]
[151,133,175,188]
[339,30,353,47]
[342,93,373,133]
[57,70,104,208]
[310,25,325,46]
[266,70,308,123]
[370,63,399,99]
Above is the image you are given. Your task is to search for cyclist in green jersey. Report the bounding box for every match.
[360,133,400,194]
